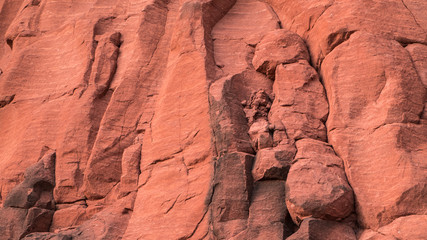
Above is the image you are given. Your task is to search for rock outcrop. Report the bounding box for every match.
[0,148,56,239]
[0,0,425,239]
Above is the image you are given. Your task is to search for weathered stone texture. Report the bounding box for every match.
[0,0,426,239]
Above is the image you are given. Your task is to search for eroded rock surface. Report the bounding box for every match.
[0,0,426,239]
[286,139,354,224]
[0,148,56,239]
[287,217,357,240]
[321,31,426,229]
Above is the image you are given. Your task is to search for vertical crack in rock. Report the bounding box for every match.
[207,0,299,239]
[260,1,427,237]
[247,24,354,239]
[54,28,122,204]
[123,0,218,238]
[0,0,104,215]
[405,43,427,120]
[249,20,354,239]
[82,0,170,200]
[306,2,333,32]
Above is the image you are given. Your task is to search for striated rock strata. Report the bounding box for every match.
[0,0,425,239]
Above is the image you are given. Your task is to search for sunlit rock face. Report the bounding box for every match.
[0,0,426,239]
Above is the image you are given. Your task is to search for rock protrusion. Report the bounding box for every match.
[243,90,273,151]
[0,148,56,239]
[358,215,427,240]
[406,43,427,120]
[235,181,293,240]
[251,143,296,182]
[211,152,254,238]
[4,148,55,209]
[23,194,136,240]
[286,139,354,224]
[209,78,255,155]
[209,1,282,236]
[269,61,328,141]
[247,119,273,151]
[287,217,357,240]
[50,203,88,232]
[119,143,141,197]
[244,90,272,125]
[19,207,55,239]
[4,0,42,49]
[0,94,15,108]
[252,29,310,79]
[321,31,427,229]
[90,32,121,96]
[211,0,281,77]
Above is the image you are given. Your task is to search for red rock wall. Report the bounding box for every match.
[0,0,425,239]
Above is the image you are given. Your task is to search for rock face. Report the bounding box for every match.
[286,139,354,224]
[287,217,357,240]
[321,31,427,229]
[0,148,56,239]
[0,0,425,239]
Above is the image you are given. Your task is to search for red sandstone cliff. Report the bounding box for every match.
[0,0,426,239]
